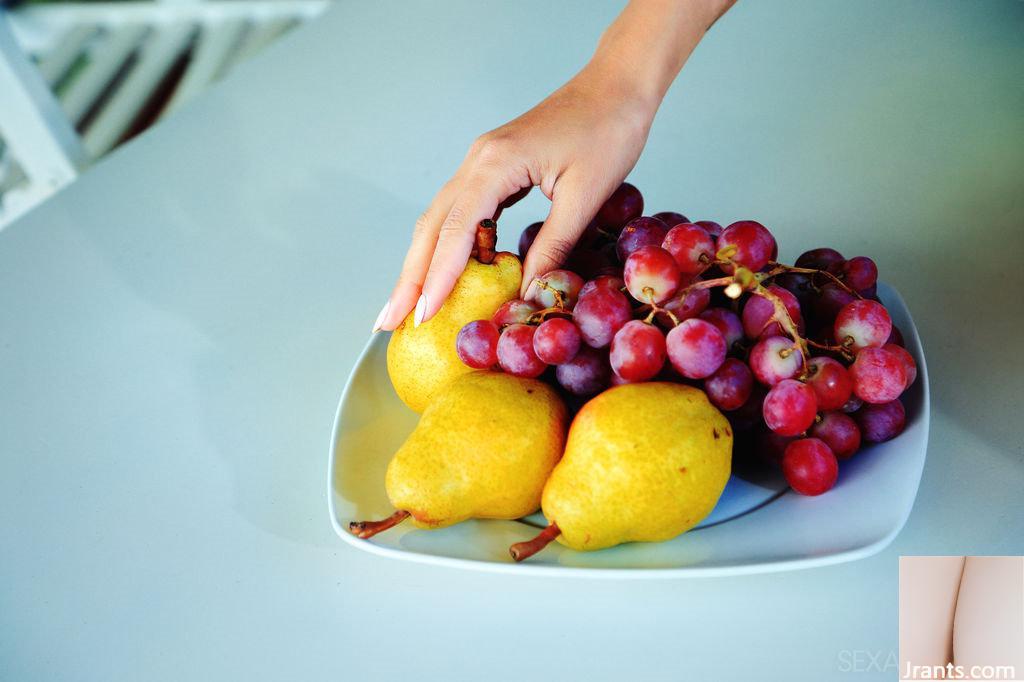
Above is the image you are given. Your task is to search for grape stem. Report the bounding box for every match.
[526,306,573,325]
[533,279,567,310]
[509,522,561,562]
[641,288,679,326]
[761,262,864,300]
[752,282,810,367]
[806,337,855,362]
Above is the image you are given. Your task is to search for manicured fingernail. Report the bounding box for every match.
[523,278,539,301]
[372,300,390,333]
[413,294,428,327]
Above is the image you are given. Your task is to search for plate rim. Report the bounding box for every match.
[326,283,930,578]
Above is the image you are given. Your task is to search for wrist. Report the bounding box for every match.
[587,0,734,114]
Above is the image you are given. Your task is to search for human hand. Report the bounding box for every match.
[374,65,656,332]
[373,0,735,332]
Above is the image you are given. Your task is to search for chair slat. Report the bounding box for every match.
[82,21,196,157]
[60,23,149,125]
[162,17,247,116]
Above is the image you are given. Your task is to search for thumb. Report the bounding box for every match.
[521,175,594,298]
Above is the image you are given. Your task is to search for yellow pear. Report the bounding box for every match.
[349,371,568,538]
[386,230,521,412]
[510,382,732,560]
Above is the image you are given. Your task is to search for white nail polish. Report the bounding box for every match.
[372,300,390,333]
[523,278,538,301]
[413,294,428,328]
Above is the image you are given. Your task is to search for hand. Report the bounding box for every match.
[373,0,736,332]
[375,65,656,332]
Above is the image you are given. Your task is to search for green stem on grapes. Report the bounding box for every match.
[526,306,572,325]
[806,337,855,361]
[753,282,810,368]
[762,262,864,300]
[534,280,567,310]
[641,288,679,326]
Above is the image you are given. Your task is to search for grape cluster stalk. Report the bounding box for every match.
[455,183,916,496]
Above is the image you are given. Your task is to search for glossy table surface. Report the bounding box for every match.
[2,1,1022,680]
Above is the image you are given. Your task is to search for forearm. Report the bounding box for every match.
[586,0,736,113]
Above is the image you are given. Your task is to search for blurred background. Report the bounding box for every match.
[0,0,327,228]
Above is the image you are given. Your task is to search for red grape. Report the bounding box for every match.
[657,285,711,327]
[533,317,582,365]
[748,335,803,385]
[854,400,906,442]
[849,346,906,403]
[804,356,853,411]
[742,285,804,339]
[809,411,861,459]
[666,318,727,379]
[616,216,669,262]
[695,220,723,239]
[518,222,543,259]
[492,299,541,327]
[763,379,818,436]
[795,247,844,271]
[653,211,689,227]
[662,223,715,276]
[565,247,614,281]
[782,438,838,495]
[455,320,500,369]
[573,285,632,348]
[555,346,610,396]
[886,325,905,347]
[624,245,681,304]
[699,307,744,350]
[595,182,643,231]
[497,324,546,378]
[841,395,863,413]
[579,274,625,299]
[609,320,667,382]
[575,220,603,249]
[705,358,754,411]
[729,384,769,433]
[610,372,636,386]
[717,221,776,273]
[884,343,917,389]
[756,428,796,466]
[834,299,892,351]
[774,271,814,305]
[529,269,585,310]
[830,256,878,292]
[810,284,857,324]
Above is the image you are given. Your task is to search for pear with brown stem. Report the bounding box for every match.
[350,370,568,538]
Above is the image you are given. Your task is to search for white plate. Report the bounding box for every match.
[327,282,929,577]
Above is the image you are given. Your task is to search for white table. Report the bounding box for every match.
[2,2,1022,680]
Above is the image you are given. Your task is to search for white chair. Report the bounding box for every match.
[0,0,326,228]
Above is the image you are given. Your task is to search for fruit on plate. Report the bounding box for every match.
[387,221,521,412]
[453,181,918,500]
[509,383,731,561]
[349,371,568,538]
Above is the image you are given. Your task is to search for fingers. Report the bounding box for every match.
[377,181,458,331]
[492,185,532,221]
[521,173,593,298]
[417,173,512,324]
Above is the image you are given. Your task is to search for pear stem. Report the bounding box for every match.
[509,522,561,562]
[349,510,410,539]
[472,219,497,265]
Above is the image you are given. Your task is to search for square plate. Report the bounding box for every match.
[327,282,929,577]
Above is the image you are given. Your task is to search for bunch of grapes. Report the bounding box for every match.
[456,183,916,497]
